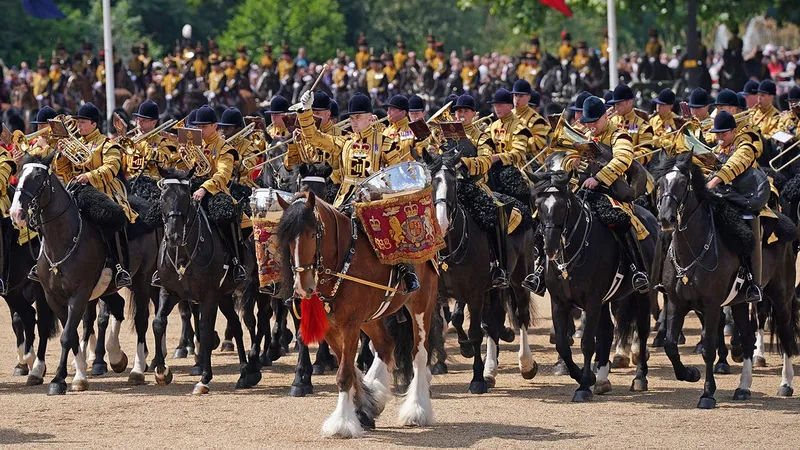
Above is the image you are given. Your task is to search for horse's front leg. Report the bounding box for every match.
[551,299,581,392]
[152,288,178,386]
[593,302,614,396]
[102,293,128,375]
[28,290,54,386]
[290,315,313,397]
[193,297,218,395]
[663,297,700,383]
[731,303,755,401]
[173,299,194,358]
[573,301,599,402]
[697,305,721,409]
[219,294,260,389]
[321,328,363,438]
[49,294,89,395]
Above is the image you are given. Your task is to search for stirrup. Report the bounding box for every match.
[402,272,420,293]
[0,279,7,295]
[522,266,546,296]
[28,265,40,282]
[654,283,666,294]
[233,265,247,283]
[115,264,132,288]
[491,267,509,289]
[632,271,649,293]
[151,271,161,288]
[745,283,762,304]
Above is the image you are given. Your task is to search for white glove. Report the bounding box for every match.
[300,90,313,110]
[388,83,394,90]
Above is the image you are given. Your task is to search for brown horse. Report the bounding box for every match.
[277,191,438,438]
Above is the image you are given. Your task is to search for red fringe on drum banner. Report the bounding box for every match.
[300,294,329,344]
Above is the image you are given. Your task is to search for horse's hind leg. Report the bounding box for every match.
[361,321,395,419]
[152,288,178,386]
[768,282,798,397]
[188,304,205,376]
[219,295,260,389]
[632,293,651,392]
[128,278,151,385]
[731,302,755,401]
[50,294,89,395]
[173,299,194,358]
[81,300,104,375]
[254,294,272,367]
[103,293,128,374]
[28,289,54,386]
[753,302,768,367]
[467,296,488,394]
[593,303,614,395]
[313,340,337,375]
[221,317,236,353]
[267,297,288,362]
[451,300,473,358]
[713,313,731,374]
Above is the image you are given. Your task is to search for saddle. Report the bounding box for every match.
[712,166,770,214]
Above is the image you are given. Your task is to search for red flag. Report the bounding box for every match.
[539,0,572,17]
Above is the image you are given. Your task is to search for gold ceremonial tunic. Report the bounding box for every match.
[366,69,385,92]
[0,146,14,217]
[513,104,551,164]
[297,109,401,208]
[593,121,634,188]
[236,57,249,74]
[645,41,662,59]
[382,117,420,161]
[383,66,398,84]
[208,70,226,95]
[162,73,183,95]
[32,73,50,98]
[193,58,208,79]
[424,47,436,65]
[777,111,799,138]
[278,60,295,80]
[460,121,494,177]
[649,112,680,155]
[199,131,237,196]
[124,132,175,179]
[355,51,370,71]
[54,129,137,223]
[461,67,477,88]
[611,109,655,164]
[558,44,574,61]
[573,54,589,71]
[714,130,759,184]
[283,119,344,181]
[232,137,259,188]
[751,104,782,138]
[260,55,273,70]
[478,113,530,168]
[394,51,408,69]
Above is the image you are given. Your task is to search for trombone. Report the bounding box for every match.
[10,127,52,155]
[240,137,297,171]
[224,122,256,148]
[768,134,800,172]
[49,115,94,167]
[120,119,178,154]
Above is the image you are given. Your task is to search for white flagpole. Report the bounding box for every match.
[102,0,116,125]
[607,0,618,90]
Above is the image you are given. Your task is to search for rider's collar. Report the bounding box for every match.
[82,128,101,142]
[202,131,219,145]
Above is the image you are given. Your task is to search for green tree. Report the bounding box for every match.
[218,0,347,62]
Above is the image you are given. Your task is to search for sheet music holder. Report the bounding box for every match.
[0,124,11,146]
[178,127,202,146]
[282,113,300,133]
[438,122,467,140]
[244,116,266,131]
[408,119,432,141]
[47,119,70,139]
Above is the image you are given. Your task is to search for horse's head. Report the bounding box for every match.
[10,154,56,229]
[277,191,320,298]
[298,162,333,198]
[425,148,457,235]
[157,166,197,246]
[532,170,572,260]
[653,152,694,232]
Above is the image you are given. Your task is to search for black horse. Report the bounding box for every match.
[151,167,262,394]
[531,162,654,402]
[10,154,159,394]
[654,153,798,408]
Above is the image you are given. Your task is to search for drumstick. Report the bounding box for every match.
[310,64,330,92]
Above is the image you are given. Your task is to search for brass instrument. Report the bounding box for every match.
[224,122,256,149]
[471,114,494,132]
[240,136,297,171]
[428,101,454,124]
[177,127,211,176]
[49,115,94,167]
[10,127,52,155]
[699,110,751,131]
[119,119,178,155]
[768,131,800,172]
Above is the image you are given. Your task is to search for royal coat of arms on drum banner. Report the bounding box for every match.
[252,219,282,288]
[354,185,445,265]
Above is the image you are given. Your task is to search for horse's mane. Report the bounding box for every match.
[22,152,55,168]
[277,193,319,297]
[651,153,712,204]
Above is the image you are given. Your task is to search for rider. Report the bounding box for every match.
[750,79,782,138]
[740,80,759,110]
[207,55,226,99]
[383,94,419,160]
[0,127,16,294]
[125,100,177,179]
[408,95,426,122]
[706,111,763,302]
[25,106,59,158]
[217,107,259,188]
[569,91,592,124]
[649,89,681,155]
[607,83,656,165]
[295,91,420,293]
[778,86,800,135]
[265,95,301,165]
[190,105,246,282]
[510,79,552,165]
[285,91,344,186]
[52,103,136,288]
[577,96,650,292]
[686,87,716,145]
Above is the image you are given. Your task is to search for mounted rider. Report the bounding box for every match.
[649,88,681,153]
[607,84,656,165]
[283,91,344,184]
[124,100,177,180]
[217,107,259,188]
[294,91,420,293]
[510,79,551,165]
[52,103,136,288]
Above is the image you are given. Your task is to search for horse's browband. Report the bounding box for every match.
[301,176,325,183]
[162,179,190,185]
[25,163,49,172]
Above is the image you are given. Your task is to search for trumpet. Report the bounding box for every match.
[178,140,211,177]
[121,119,178,154]
[240,136,297,171]
[49,115,94,167]
[224,122,256,148]
[699,110,751,131]
[10,127,52,155]
[768,139,800,172]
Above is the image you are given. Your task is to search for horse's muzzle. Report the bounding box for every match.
[659,215,676,233]
[293,272,316,299]
[9,206,27,229]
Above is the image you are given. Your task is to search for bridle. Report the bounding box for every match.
[159,178,209,280]
[433,166,469,266]
[539,186,592,276]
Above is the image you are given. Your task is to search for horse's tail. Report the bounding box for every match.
[767,286,800,358]
[427,295,447,366]
[614,294,641,350]
[35,292,60,339]
[385,306,414,392]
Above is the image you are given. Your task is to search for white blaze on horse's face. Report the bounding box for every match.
[434,170,449,235]
[292,236,315,298]
[9,164,37,228]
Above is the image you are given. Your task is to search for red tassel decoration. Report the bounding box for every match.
[300,293,330,344]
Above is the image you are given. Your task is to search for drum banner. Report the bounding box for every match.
[354,186,445,265]
[252,217,282,288]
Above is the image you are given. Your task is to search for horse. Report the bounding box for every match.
[9,154,159,394]
[654,152,798,408]
[276,190,438,437]
[531,163,655,402]
[150,167,261,394]
[0,212,58,385]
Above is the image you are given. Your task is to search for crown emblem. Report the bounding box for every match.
[369,216,382,232]
[404,202,419,217]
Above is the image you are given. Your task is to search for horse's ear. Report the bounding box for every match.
[298,164,309,178]
[528,171,548,184]
[306,190,316,210]
[277,193,291,210]
[43,151,56,168]
[421,147,434,165]
[320,164,333,179]
[551,170,570,187]
[187,166,197,179]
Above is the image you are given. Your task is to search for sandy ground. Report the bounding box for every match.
[0,294,797,449]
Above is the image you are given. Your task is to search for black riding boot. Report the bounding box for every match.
[114,230,132,289]
[0,222,9,295]
[522,231,546,296]
[397,263,420,293]
[622,228,649,293]
[488,220,509,290]
[229,223,247,283]
[744,216,762,303]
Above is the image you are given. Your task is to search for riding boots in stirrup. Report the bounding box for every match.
[488,203,511,289]
[744,216,762,303]
[397,263,420,293]
[623,228,649,293]
[0,226,8,295]
[522,228,546,296]
[230,223,247,283]
[114,230,132,288]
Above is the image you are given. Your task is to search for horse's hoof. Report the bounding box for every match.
[593,380,612,395]
[47,380,68,396]
[630,378,648,392]
[186,347,196,356]
[469,381,488,394]
[259,354,272,367]
[246,370,262,387]
[754,355,767,368]
[312,364,325,375]
[500,327,515,343]
[732,388,751,401]
[714,362,731,375]
[485,376,496,388]
[267,346,282,362]
[610,355,630,369]
[26,375,44,386]
[13,363,29,376]
[192,383,210,395]
[146,360,156,373]
[173,348,188,359]
[212,332,221,351]
[573,329,583,339]
[694,342,704,354]
[549,332,556,345]
[521,360,538,380]
[684,367,702,383]
[553,361,569,376]
[697,396,717,409]
[91,362,108,377]
[459,344,475,359]
[127,372,146,386]
[235,377,252,389]
[110,353,128,374]
[777,385,794,397]
[572,389,593,402]
[71,378,88,392]
[154,367,173,386]
[188,365,203,376]
[220,341,235,352]
[357,411,376,430]
[289,384,313,397]
[724,323,734,337]
[731,346,744,363]
[431,361,448,375]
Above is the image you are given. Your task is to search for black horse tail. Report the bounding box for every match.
[614,294,641,350]
[767,287,800,358]
[385,306,414,393]
[36,294,60,339]
[427,296,447,366]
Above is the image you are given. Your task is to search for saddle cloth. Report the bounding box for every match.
[606,195,649,240]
